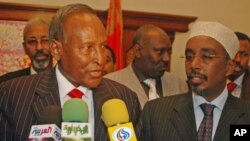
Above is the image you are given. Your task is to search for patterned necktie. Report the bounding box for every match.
[227,82,237,93]
[198,103,215,141]
[68,89,83,99]
[144,78,159,100]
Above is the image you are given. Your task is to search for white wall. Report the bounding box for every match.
[1,0,250,81]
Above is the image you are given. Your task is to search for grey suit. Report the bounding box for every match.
[105,64,189,107]
[0,69,141,141]
[137,92,250,141]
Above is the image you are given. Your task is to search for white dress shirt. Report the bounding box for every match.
[55,65,94,140]
[192,87,228,140]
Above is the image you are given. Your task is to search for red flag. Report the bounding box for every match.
[106,0,124,70]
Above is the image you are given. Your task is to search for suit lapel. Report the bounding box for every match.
[127,65,148,105]
[214,94,247,141]
[32,70,61,120]
[170,93,198,141]
[241,70,250,100]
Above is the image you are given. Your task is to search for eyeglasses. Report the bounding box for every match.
[236,51,250,58]
[24,37,50,47]
[180,52,225,64]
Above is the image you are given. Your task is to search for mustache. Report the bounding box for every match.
[187,69,208,81]
[155,61,169,69]
[234,61,243,69]
[34,50,49,58]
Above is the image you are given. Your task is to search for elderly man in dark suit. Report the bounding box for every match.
[137,21,250,141]
[227,32,250,100]
[0,17,53,83]
[0,4,141,141]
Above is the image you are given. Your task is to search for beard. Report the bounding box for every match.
[191,84,207,96]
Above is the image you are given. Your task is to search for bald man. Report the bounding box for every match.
[105,24,188,108]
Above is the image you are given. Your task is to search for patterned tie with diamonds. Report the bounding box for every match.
[68,88,83,99]
[198,103,215,141]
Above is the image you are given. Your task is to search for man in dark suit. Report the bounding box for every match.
[0,4,141,141]
[137,21,250,141]
[228,32,250,100]
[0,17,53,83]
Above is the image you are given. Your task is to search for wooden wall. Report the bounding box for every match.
[0,2,197,70]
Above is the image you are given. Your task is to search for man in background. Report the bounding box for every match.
[0,4,140,141]
[0,17,53,83]
[105,24,188,108]
[137,21,250,141]
[227,32,250,100]
[102,45,116,75]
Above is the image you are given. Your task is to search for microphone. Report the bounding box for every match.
[61,98,91,140]
[102,99,137,141]
[28,105,62,141]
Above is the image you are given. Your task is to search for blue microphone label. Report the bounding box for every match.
[230,125,250,141]
[112,127,133,141]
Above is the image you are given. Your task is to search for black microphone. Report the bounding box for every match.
[28,105,62,141]
[38,105,62,128]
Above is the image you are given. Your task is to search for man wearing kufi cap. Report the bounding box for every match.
[137,21,250,141]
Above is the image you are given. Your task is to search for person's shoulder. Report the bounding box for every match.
[0,68,30,83]
[145,93,189,108]
[104,66,130,79]
[162,71,183,80]
[101,77,132,90]
[0,70,52,88]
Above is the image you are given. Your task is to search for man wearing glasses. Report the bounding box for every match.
[137,21,250,141]
[0,17,53,83]
[227,32,250,100]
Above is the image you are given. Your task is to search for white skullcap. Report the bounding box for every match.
[188,21,239,59]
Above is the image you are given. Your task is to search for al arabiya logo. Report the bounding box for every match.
[112,127,133,141]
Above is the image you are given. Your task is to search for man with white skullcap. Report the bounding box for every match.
[137,21,250,141]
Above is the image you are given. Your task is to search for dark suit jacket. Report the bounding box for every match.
[241,69,250,100]
[137,92,250,141]
[0,67,30,83]
[0,69,141,141]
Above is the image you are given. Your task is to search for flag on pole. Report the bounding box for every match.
[106,0,124,70]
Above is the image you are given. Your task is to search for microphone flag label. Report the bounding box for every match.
[28,124,61,141]
[108,122,137,141]
[61,122,91,139]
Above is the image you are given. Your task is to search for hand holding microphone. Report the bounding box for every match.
[102,99,137,141]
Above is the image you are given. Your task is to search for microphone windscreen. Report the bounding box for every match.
[62,98,89,122]
[102,99,129,127]
[38,105,62,128]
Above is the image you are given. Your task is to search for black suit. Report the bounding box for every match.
[0,68,30,83]
[0,69,141,141]
[137,92,250,141]
[241,69,250,100]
